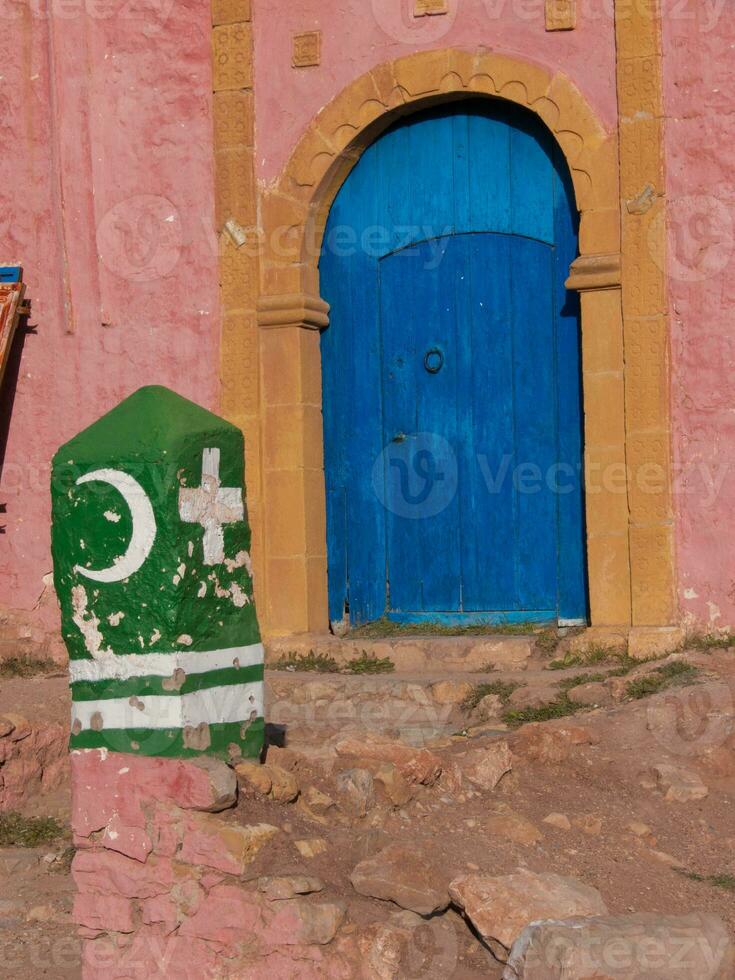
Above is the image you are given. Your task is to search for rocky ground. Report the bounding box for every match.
[1,634,734,977]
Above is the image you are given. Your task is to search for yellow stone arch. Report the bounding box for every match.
[253,48,670,641]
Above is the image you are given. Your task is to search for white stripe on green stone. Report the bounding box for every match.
[70,681,263,732]
[68,643,263,684]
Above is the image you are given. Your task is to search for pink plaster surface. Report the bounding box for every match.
[252,0,618,185]
[663,8,735,629]
[0,1,220,622]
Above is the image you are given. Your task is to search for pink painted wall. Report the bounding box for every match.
[2,0,732,640]
[0,0,220,646]
[252,0,618,185]
[663,7,735,630]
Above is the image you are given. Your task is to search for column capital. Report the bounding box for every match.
[257,292,330,331]
[566,253,622,292]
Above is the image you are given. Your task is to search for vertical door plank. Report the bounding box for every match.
[460,233,518,611]
[510,237,558,610]
[552,150,588,622]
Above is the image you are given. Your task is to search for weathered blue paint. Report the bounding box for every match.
[319,101,587,627]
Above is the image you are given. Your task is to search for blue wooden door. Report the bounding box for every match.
[319,101,587,627]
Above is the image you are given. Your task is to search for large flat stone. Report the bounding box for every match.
[503,912,735,979]
[450,869,607,950]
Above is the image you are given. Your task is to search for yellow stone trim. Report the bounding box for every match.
[257,293,330,331]
[211,0,265,616]
[255,49,633,633]
[208,40,675,635]
[566,254,621,291]
[614,0,676,624]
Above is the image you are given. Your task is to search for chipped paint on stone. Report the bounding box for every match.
[69,643,262,682]
[224,550,253,576]
[52,387,264,760]
[71,585,112,659]
[179,448,244,566]
[70,681,264,732]
[229,583,249,608]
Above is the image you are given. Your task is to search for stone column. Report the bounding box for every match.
[257,293,330,635]
[567,254,632,627]
[615,0,677,630]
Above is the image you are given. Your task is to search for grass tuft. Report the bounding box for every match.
[502,695,580,729]
[271,649,394,675]
[344,652,395,675]
[0,657,57,679]
[548,646,638,673]
[554,672,608,693]
[0,812,64,848]
[625,661,700,700]
[272,651,340,673]
[678,869,735,892]
[461,680,521,713]
[684,632,734,653]
[535,629,561,656]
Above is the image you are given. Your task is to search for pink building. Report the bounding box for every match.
[1,0,734,658]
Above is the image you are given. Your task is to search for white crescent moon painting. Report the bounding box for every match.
[73,469,157,584]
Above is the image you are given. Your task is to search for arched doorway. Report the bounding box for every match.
[319,99,588,629]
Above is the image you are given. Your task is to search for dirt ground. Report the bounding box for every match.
[1,646,734,978]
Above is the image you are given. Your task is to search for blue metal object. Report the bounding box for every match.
[319,101,587,627]
[0,267,22,284]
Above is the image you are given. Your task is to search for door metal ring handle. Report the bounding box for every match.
[424,347,444,374]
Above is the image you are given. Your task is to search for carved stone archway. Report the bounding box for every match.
[253,49,670,639]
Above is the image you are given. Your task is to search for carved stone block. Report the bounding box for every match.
[211,0,251,27]
[415,0,448,15]
[545,0,575,31]
[212,24,253,91]
[292,31,321,68]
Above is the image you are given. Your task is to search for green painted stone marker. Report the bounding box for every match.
[51,386,264,760]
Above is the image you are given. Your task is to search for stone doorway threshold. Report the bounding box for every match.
[267,630,537,673]
[263,624,686,750]
[264,625,684,674]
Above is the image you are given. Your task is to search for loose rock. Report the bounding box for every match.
[350,843,450,916]
[335,733,442,786]
[336,768,375,817]
[431,680,474,705]
[651,764,709,803]
[235,761,272,796]
[457,740,512,791]
[268,765,300,804]
[508,687,559,710]
[503,912,735,979]
[542,813,571,831]
[294,838,328,859]
[486,810,543,847]
[473,693,504,721]
[374,764,414,806]
[511,723,598,765]
[449,869,608,950]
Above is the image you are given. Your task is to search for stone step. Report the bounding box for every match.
[265,631,537,674]
[265,669,479,746]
